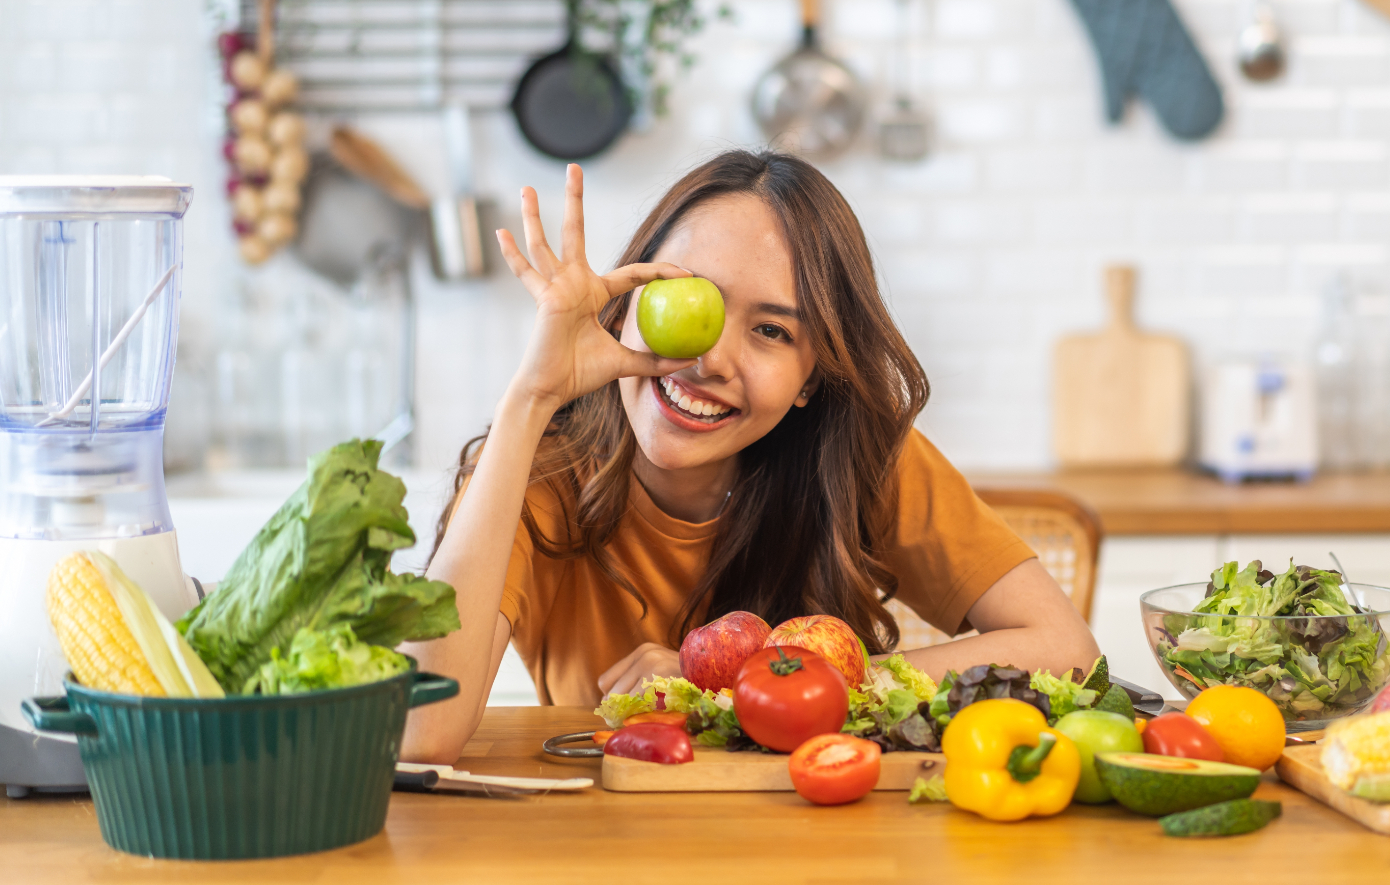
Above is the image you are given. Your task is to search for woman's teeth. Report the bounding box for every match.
[661,377,732,420]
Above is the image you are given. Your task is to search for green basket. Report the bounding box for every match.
[22,662,457,860]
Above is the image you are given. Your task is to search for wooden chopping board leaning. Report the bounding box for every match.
[1053,266,1190,468]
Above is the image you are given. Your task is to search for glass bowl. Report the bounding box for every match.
[1140,583,1390,727]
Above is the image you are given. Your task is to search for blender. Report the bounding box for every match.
[0,177,200,797]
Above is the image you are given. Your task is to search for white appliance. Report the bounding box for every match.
[1199,359,1319,483]
[0,177,200,797]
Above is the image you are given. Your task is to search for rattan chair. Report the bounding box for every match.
[887,488,1102,652]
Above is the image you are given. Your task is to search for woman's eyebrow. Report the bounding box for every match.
[752,302,802,321]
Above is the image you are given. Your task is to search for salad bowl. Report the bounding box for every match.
[1141,581,1390,728]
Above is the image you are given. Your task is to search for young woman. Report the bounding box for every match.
[402,151,1098,763]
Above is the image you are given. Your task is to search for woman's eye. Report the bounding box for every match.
[755,323,788,341]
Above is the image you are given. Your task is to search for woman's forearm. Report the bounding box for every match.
[895,626,1100,684]
[399,388,555,763]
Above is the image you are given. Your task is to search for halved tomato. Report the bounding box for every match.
[788,733,881,806]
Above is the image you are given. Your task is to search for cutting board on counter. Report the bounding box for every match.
[1053,266,1190,468]
[1276,743,1390,835]
[603,747,942,792]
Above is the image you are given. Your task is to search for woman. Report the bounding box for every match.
[402,151,1098,763]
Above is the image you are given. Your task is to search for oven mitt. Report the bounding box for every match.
[1068,0,1224,140]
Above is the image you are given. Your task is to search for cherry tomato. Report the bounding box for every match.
[1141,712,1224,762]
[789,733,882,805]
[733,645,849,752]
[602,723,694,764]
[623,711,689,728]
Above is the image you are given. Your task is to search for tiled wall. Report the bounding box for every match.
[6,0,1390,475]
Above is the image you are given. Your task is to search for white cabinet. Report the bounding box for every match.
[1092,534,1390,699]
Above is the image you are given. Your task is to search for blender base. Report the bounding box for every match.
[0,723,86,797]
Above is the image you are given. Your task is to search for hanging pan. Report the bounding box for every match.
[511,0,632,161]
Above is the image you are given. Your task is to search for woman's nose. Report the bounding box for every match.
[695,323,736,380]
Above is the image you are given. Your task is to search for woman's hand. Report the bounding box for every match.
[598,642,681,697]
[498,164,696,412]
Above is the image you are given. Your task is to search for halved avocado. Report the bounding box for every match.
[1080,655,1111,696]
[1159,799,1281,837]
[1095,752,1261,816]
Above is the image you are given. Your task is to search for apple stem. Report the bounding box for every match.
[768,645,805,677]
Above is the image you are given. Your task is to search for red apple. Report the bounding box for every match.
[679,611,772,691]
[764,615,867,689]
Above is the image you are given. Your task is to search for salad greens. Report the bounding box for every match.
[1156,560,1390,719]
[243,624,411,694]
[178,439,460,694]
[908,774,948,804]
[843,654,941,752]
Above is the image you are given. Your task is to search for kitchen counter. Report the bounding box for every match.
[968,468,1390,535]
[2,706,1387,884]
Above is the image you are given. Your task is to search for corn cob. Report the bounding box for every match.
[46,552,166,696]
[1321,710,1390,802]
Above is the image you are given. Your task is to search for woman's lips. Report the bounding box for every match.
[650,377,739,432]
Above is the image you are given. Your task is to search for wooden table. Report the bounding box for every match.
[3,706,1387,884]
[968,468,1390,535]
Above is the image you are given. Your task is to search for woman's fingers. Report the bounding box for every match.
[560,164,586,265]
[615,348,697,380]
[518,186,560,275]
[601,262,693,298]
[496,229,548,297]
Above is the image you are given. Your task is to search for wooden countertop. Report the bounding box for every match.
[968,468,1390,535]
[3,706,1388,884]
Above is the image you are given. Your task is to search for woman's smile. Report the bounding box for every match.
[651,376,740,431]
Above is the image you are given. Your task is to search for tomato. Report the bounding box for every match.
[789,733,881,805]
[623,710,689,728]
[732,645,849,752]
[1141,712,1224,762]
[602,723,694,764]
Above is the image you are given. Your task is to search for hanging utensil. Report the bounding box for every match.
[751,0,866,160]
[1238,0,1285,82]
[430,104,491,280]
[879,0,930,162]
[329,126,430,212]
[510,0,632,161]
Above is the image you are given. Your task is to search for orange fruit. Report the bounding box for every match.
[1185,685,1285,770]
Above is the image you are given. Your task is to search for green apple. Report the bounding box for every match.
[637,277,725,359]
[1054,710,1144,804]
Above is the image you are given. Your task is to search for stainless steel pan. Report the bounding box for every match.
[751,0,866,159]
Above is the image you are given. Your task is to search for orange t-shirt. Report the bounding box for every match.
[480,428,1035,707]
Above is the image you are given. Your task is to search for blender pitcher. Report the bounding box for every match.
[0,176,200,797]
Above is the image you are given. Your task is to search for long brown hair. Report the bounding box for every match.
[432,150,929,653]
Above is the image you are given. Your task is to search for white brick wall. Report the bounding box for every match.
[6,0,1390,480]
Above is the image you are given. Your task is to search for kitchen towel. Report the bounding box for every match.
[1068,0,1224,140]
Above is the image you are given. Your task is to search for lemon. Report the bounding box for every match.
[1186,685,1285,771]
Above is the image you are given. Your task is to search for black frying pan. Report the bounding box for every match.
[511,3,632,161]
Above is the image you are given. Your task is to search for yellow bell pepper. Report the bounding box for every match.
[942,698,1081,822]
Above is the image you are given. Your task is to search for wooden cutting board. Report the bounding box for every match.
[602,747,942,792]
[1276,743,1390,835]
[1053,266,1190,467]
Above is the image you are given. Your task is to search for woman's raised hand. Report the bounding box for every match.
[497,164,694,412]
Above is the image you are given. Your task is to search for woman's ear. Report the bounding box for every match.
[794,369,822,408]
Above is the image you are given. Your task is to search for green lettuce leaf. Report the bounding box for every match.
[872,654,939,702]
[594,692,655,728]
[243,624,410,695]
[1029,670,1098,719]
[178,439,460,693]
[908,774,948,804]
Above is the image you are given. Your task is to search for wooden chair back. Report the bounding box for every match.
[887,488,1103,652]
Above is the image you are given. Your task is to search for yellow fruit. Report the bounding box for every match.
[1186,685,1285,771]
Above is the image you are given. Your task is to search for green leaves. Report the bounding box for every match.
[178,439,460,693]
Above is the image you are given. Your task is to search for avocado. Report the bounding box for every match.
[1095,752,1261,816]
[1081,655,1111,696]
[1095,683,1135,721]
[1159,799,1282,837]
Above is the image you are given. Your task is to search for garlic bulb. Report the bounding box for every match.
[229,51,266,91]
[238,234,271,265]
[261,68,300,107]
[232,136,272,174]
[267,112,305,147]
[257,212,297,246]
[269,145,309,183]
[231,185,264,222]
[230,98,268,135]
[262,181,301,214]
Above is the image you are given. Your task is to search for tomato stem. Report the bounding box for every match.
[768,645,805,677]
[1006,732,1056,784]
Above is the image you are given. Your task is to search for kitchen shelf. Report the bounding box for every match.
[967,468,1390,535]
